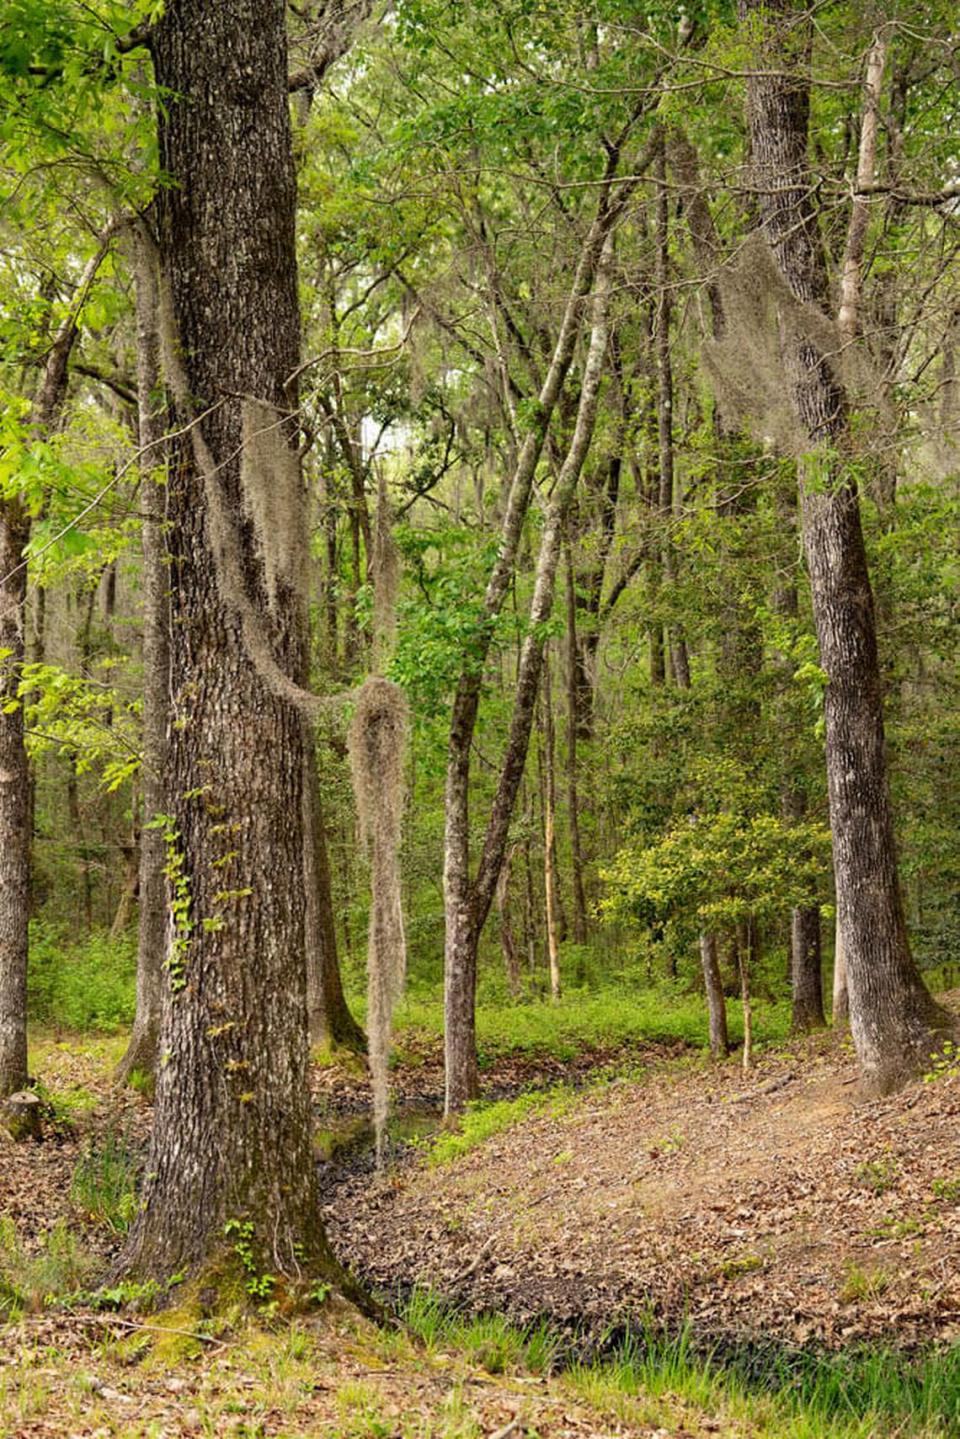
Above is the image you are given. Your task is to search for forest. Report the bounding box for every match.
[0,0,959,1435]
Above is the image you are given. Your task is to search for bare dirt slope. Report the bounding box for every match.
[327,1019,960,1353]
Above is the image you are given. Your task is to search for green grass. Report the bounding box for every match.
[69,1125,139,1232]
[401,1299,960,1438]
[570,1325,960,1438]
[388,982,791,1063]
[0,1219,95,1321]
[425,1088,574,1166]
[402,1288,561,1375]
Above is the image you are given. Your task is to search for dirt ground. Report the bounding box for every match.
[325,1014,960,1354]
[3,1011,960,1435]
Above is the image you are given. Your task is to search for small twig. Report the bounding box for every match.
[65,1312,229,1350]
[728,1071,796,1105]
[457,1234,496,1281]
[488,1419,521,1439]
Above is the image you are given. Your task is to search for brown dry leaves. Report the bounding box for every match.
[327,1026,960,1353]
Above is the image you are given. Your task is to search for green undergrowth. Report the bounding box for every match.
[0,1219,95,1321]
[425,1087,575,1166]
[388,982,792,1063]
[397,1292,960,1438]
[572,1324,960,1439]
[27,921,136,1031]
[400,1287,561,1374]
[69,1125,139,1232]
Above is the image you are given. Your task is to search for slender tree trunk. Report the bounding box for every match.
[0,229,114,1094]
[119,0,341,1290]
[542,651,561,1002]
[741,0,952,1092]
[444,217,621,1111]
[564,542,588,948]
[0,501,30,1097]
[117,227,168,1084]
[655,139,690,691]
[110,832,140,939]
[495,846,522,999]
[832,916,849,1027]
[700,933,729,1061]
[303,730,365,1052]
[737,935,753,1074]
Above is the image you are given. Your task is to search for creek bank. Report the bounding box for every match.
[322,1028,960,1356]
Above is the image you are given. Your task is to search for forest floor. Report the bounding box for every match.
[326,1007,960,1354]
[2,1000,959,1437]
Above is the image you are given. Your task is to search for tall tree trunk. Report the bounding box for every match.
[741,0,952,1092]
[700,933,729,1061]
[0,501,30,1097]
[0,225,114,1095]
[495,845,522,999]
[119,0,341,1290]
[541,651,561,1002]
[303,730,365,1052]
[773,484,825,1035]
[117,227,168,1085]
[655,138,690,691]
[445,232,616,1111]
[564,541,588,948]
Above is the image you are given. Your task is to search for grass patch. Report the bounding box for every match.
[70,1125,139,1232]
[426,1088,573,1166]
[390,983,791,1063]
[402,1288,560,1375]
[0,1219,95,1320]
[566,1322,960,1438]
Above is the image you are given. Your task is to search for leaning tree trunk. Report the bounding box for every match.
[119,0,340,1289]
[117,227,168,1085]
[741,0,952,1092]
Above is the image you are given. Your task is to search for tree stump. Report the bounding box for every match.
[2,1090,41,1141]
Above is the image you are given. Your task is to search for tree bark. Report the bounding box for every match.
[564,541,588,947]
[655,138,690,692]
[700,932,729,1061]
[0,500,30,1098]
[790,905,825,1033]
[495,845,522,998]
[119,0,341,1289]
[303,729,365,1052]
[541,651,561,1002]
[117,226,168,1085]
[741,0,952,1092]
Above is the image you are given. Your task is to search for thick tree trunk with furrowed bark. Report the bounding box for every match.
[119,0,342,1290]
[741,0,952,1093]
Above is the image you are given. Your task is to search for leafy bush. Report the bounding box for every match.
[27,921,136,1030]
